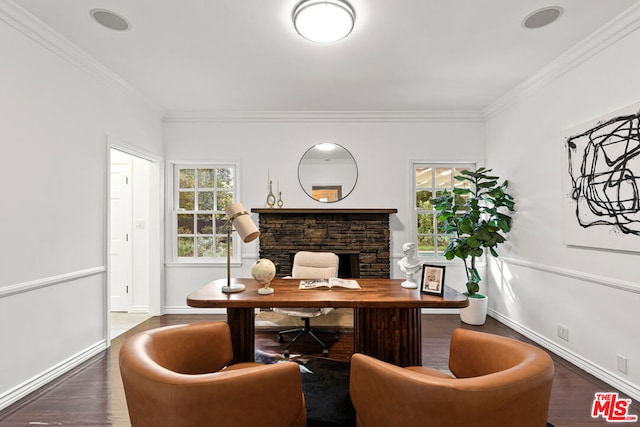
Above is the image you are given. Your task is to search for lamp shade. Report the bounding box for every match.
[225,203,260,242]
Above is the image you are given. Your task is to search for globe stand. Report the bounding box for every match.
[252,258,276,296]
[258,285,274,295]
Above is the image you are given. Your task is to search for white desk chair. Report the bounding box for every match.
[274,251,339,357]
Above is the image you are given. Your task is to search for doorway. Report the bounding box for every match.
[108,146,161,340]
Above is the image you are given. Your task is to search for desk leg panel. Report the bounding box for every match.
[354,308,422,367]
[227,308,255,363]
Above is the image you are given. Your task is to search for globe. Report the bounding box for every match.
[251,259,276,286]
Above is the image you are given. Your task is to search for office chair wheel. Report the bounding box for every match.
[278,334,284,343]
[322,349,329,357]
[284,349,290,358]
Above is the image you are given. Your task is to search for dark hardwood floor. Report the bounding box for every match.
[0,314,637,426]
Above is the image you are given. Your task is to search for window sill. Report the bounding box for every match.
[165,261,242,268]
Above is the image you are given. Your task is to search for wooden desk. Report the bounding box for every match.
[187,278,468,366]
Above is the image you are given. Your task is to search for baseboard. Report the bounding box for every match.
[489,309,640,402]
[0,340,107,411]
[128,305,150,314]
[421,308,460,315]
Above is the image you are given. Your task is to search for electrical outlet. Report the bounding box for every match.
[557,324,569,341]
[617,355,628,374]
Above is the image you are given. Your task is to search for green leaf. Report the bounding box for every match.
[469,267,481,283]
[477,181,498,188]
[466,280,480,295]
[452,188,472,195]
[454,175,474,183]
[475,228,491,241]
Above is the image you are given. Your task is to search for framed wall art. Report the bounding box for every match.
[562,102,640,252]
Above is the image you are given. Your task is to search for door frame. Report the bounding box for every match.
[106,137,164,345]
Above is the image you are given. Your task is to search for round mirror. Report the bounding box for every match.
[298,143,358,203]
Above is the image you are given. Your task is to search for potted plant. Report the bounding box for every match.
[432,168,515,325]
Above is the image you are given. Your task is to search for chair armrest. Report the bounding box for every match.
[124,361,306,427]
[350,353,458,427]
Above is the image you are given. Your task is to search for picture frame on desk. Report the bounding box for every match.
[421,264,445,296]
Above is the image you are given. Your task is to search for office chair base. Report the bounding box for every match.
[279,318,338,358]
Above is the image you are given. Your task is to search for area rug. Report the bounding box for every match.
[255,308,354,330]
[255,350,355,427]
[255,351,557,427]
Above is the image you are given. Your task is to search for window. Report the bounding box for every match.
[414,164,473,257]
[173,165,236,261]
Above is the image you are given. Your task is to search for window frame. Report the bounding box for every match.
[169,162,241,265]
[412,162,476,259]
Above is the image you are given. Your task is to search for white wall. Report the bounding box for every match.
[484,22,640,399]
[0,11,163,408]
[163,119,484,310]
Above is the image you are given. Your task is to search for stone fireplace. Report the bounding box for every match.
[252,208,396,279]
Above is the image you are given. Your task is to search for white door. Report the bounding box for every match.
[110,158,132,312]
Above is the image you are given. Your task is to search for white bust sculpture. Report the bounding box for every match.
[398,242,422,289]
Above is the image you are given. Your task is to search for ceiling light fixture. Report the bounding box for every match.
[90,9,131,31]
[293,0,355,43]
[316,142,338,151]
[522,6,563,29]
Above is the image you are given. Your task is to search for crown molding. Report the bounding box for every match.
[163,110,485,123]
[7,0,638,124]
[0,0,164,115]
[483,2,640,120]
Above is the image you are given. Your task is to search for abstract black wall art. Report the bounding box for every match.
[563,104,640,252]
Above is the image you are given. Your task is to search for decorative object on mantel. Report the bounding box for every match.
[397,242,422,289]
[266,180,276,208]
[251,259,277,295]
[277,191,284,208]
[220,202,260,293]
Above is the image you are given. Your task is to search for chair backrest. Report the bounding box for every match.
[350,328,554,427]
[119,321,307,427]
[291,251,339,279]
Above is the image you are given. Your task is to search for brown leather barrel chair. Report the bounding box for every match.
[350,328,554,427]
[119,321,307,427]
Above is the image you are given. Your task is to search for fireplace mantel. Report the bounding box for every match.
[251,208,397,214]
[252,208,396,278]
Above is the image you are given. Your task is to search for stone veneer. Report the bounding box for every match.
[252,209,397,279]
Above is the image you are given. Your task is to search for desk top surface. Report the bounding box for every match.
[187,278,468,309]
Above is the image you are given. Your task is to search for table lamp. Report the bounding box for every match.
[222,202,260,293]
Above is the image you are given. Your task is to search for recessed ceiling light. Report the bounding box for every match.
[90,9,131,31]
[293,0,355,43]
[522,6,564,29]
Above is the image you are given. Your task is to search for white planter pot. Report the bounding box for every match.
[460,295,488,325]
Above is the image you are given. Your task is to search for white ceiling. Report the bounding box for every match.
[12,0,640,113]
